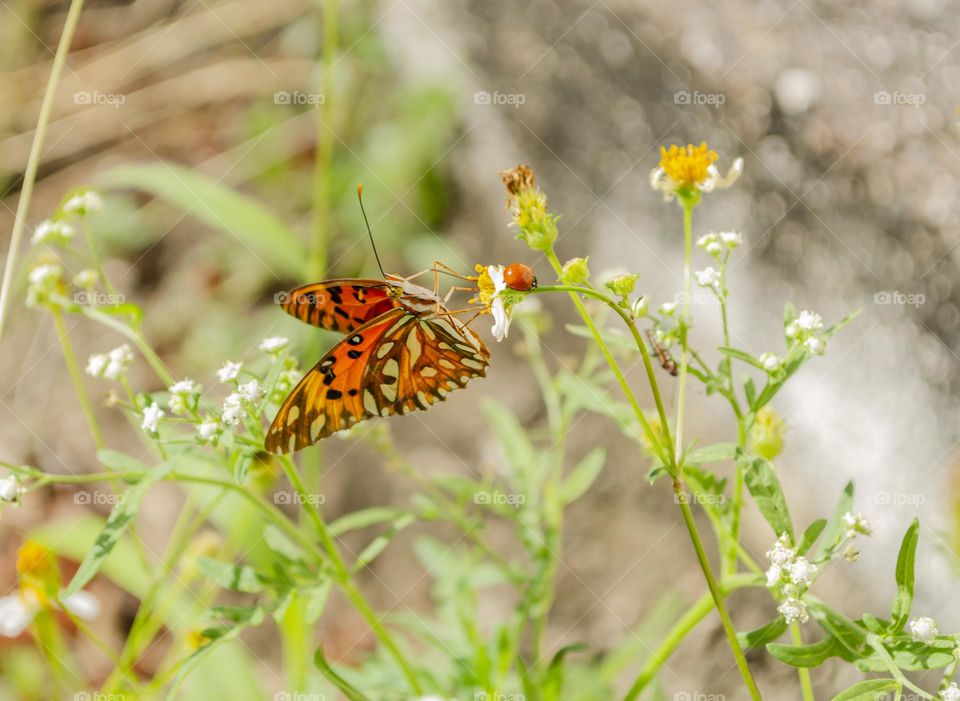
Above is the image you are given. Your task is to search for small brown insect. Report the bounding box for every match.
[646,329,678,377]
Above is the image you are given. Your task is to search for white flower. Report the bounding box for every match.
[694,267,722,289]
[796,310,823,332]
[659,302,676,316]
[941,682,960,701]
[0,590,100,638]
[62,190,103,216]
[168,379,198,415]
[238,380,263,403]
[766,534,795,567]
[786,557,817,586]
[73,269,98,289]
[217,361,242,383]
[221,394,245,425]
[803,337,826,355]
[27,264,62,300]
[909,616,938,643]
[197,418,219,442]
[487,265,511,342]
[649,153,743,202]
[765,565,782,588]
[86,353,109,378]
[104,344,134,381]
[0,473,24,503]
[778,597,809,624]
[759,353,781,372]
[141,402,164,434]
[719,231,743,248]
[31,220,75,246]
[259,336,289,354]
[841,511,872,539]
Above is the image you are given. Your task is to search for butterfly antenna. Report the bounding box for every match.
[357,184,387,279]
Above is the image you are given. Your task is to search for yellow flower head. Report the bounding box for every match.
[659,143,718,188]
[17,541,60,606]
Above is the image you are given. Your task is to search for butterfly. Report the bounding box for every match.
[265,272,491,454]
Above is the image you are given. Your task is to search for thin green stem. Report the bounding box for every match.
[790,623,815,701]
[79,306,175,386]
[51,306,105,450]
[674,481,763,701]
[0,0,86,344]
[622,574,760,701]
[674,202,693,466]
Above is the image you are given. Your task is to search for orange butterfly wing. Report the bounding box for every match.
[265,307,490,453]
[280,279,399,333]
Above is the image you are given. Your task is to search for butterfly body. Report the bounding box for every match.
[267,276,490,454]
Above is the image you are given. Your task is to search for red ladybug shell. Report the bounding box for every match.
[503,263,537,291]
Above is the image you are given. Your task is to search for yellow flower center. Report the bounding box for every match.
[16,541,59,607]
[659,143,718,187]
[473,264,496,308]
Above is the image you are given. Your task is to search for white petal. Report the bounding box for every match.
[62,590,101,620]
[0,595,33,637]
[490,298,510,341]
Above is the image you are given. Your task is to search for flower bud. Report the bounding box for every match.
[560,257,590,286]
[749,406,786,460]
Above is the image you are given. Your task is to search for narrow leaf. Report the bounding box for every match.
[830,679,899,701]
[559,448,606,504]
[742,455,794,540]
[890,518,920,632]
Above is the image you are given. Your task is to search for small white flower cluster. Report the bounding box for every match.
[74,269,99,290]
[27,263,63,304]
[141,402,164,435]
[786,310,826,355]
[86,344,135,381]
[838,511,872,561]
[696,231,743,258]
[765,534,818,624]
[0,472,25,505]
[217,361,242,383]
[694,266,722,291]
[909,616,939,643]
[168,379,200,415]
[259,336,288,354]
[758,352,781,373]
[31,220,75,247]
[62,190,104,216]
[942,682,960,701]
[221,380,263,427]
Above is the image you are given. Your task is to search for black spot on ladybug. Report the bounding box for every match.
[347,349,362,359]
[348,334,363,346]
[326,389,343,400]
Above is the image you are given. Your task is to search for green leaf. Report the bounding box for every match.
[738,616,788,649]
[767,635,850,668]
[809,602,869,658]
[96,449,147,475]
[744,377,757,408]
[741,455,794,540]
[685,443,738,465]
[262,525,306,564]
[885,638,957,671]
[796,519,827,556]
[890,518,920,632]
[233,450,254,485]
[63,458,174,597]
[351,513,416,572]
[330,507,410,537]
[314,646,372,701]
[196,558,263,593]
[815,482,854,561]
[559,448,606,504]
[481,398,534,474]
[717,346,766,370]
[830,679,900,701]
[544,642,588,701]
[823,309,862,340]
[100,163,308,278]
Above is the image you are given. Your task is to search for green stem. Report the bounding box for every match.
[674,481,763,701]
[276,454,423,694]
[790,623,815,701]
[79,306,175,386]
[622,574,760,701]
[674,202,694,466]
[0,0,86,344]
[51,306,105,450]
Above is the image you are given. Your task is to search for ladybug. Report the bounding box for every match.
[503,263,538,291]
